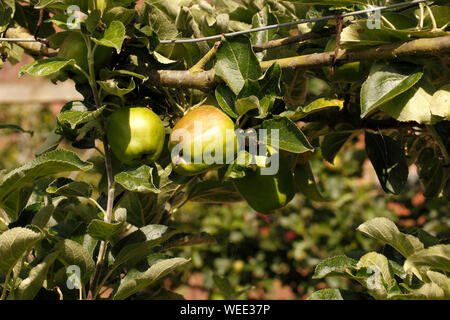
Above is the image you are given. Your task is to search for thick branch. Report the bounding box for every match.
[4,27,57,57]
[146,69,217,91]
[146,35,450,90]
[261,34,450,70]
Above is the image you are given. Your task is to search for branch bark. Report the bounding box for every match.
[252,28,335,52]
[4,27,57,57]
[146,35,450,91]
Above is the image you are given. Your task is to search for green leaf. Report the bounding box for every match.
[341,21,408,49]
[235,95,259,117]
[160,232,216,251]
[215,84,238,119]
[0,219,8,234]
[389,260,407,280]
[214,36,262,95]
[416,148,447,198]
[142,3,179,40]
[103,7,135,25]
[357,217,424,258]
[86,9,101,34]
[360,64,423,117]
[0,150,93,220]
[18,57,75,77]
[392,282,448,300]
[104,69,148,81]
[92,20,125,53]
[186,179,243,204]
[258,62,281,97]
[288,0,366,5]
[380,79,434,124]
[0,227,44,274]
[425,271,450,299]
[34,0,66,9]
[0,3,13,33]
[430,84,450,121]
[31,203,56,229]
[213,275,236,299]
[313,255,357,279]
[152,51,177,64]
[97,78,135,97]
[113,255,189,300]
[283,98,344,121]
[35,129,63,156]
[114,165,160,194]
[321,132,352,164]
[14,251,59,300]
[250,7,278,61]
[404,245,450,274]
[87,219,123,241]
[46,177,93,198]
[57,102,104,130]
[148,162,190,224]
[356,252,395,299]
[111,225,180,270]
[294,162,328,201]
[0,185,34,223]
[56,239,95,284]
[308,289,343,300]
[260,117,313,153]
[364,132,408,194]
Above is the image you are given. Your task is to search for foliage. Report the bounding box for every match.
[0,0,449,300]
[311,217,450,300]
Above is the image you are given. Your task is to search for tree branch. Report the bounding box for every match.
[146,35,450,91]
[146,69,217,91]
[4,27,57,57]
[252,28,335,52]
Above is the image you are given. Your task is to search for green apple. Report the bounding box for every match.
[168,105,238,176]
[57,31,113,81]
[232,260,245,273]
[233,156,295,214]
[106,107,166,165]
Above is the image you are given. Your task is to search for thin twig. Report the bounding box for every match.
[33,9,44,40]
[253,28,335,52]
[0,268,12,300]
[189,42,219,73]
[82,35,115,300]
[425,5,437,31]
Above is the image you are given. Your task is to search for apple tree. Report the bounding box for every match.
[0,0,449,300]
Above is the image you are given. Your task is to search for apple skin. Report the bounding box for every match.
[233,157,295,214]
[168,105,238,176]
[106,107,166,166]
[57,31,113,81]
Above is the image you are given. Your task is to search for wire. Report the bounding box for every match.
[0,0,430,43]
[160,0,430,44]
